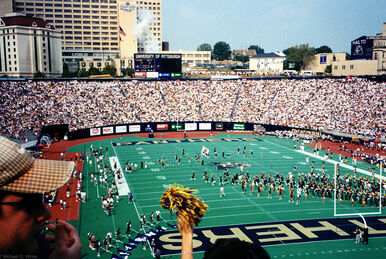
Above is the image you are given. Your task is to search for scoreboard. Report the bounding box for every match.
[134,53,182,73]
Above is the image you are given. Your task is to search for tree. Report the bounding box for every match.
[248,45,264,55]
[314,45,332,54]
[102,65,117,77]
[212,41,231,61]
[283,44,315,71]
[346,52,351,60]
[88,67,101,76]
[62,63,70,78]
[127,68,134,78]
[77,69,89,77]
[33,71,45,78]
[197,43,212,51]
[233,53,249,62]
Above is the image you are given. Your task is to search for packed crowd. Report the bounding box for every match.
[1,77,384,140]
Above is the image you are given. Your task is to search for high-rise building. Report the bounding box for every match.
[0,13,62,77]
[0,0,162,70]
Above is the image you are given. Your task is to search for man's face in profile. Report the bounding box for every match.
[0,193,51,255]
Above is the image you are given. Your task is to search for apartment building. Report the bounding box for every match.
[0,13,62,78]
[1,0,162,70]
[249,53,285,74]
[305,52,346,73]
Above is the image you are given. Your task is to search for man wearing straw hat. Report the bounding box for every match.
[0,136,81,258]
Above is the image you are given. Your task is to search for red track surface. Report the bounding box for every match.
[308,140,386,158]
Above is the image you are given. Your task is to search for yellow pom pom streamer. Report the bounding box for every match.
[160,184,208,226]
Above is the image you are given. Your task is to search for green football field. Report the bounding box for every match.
[67,134,386,259]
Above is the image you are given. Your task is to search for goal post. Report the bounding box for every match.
[334,162,383,244]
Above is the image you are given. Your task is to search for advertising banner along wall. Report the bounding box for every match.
[185,123,197,131]
[115,125,127,134]
[233,123,245,130]
[199,123,212,130]
[90,128,101,136]
[102,126,114,135]
[129,125,141,132]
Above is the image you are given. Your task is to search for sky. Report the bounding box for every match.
[162,0,386,53]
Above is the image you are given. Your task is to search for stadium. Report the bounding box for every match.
[0,76,385,258]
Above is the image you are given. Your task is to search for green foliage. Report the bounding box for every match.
[314,45,333,54]
[283,44,315,71]
[212,41,231,61]
[88,66,101,76]
[233,53,249,62]
[197,43,212,51]
[127,68,134,77]
[346,52,351,60]
[62,63,70,78]
[78,69,89,77]
[33,71,46,78]
[248,45,264,55]
[102,65,117,77]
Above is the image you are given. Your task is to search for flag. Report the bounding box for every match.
[119,26,126,36]
[128,238,138,245]
[117,248,131,256]
[156,225,168,232]
[201,146,209,158]
[134,233,143,243]
[145,230,157,237]
[124,243,136,251]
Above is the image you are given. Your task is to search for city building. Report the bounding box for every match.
[0,13,62,78]
[162,50,211,66]
[331,60,378,76]
[231,49,256,59]
[1,0,162,71]
[345,22,386,76]
[305,52,346,74]
[249,53,285,74]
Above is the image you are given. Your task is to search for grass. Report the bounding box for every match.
[67,134,385,258]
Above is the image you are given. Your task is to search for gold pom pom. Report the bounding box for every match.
[160,184,208,226]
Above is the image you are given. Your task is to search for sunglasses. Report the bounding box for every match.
[0,193,46,214]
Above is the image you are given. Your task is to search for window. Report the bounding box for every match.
[342,65,345,70]
[350,65,354,69]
